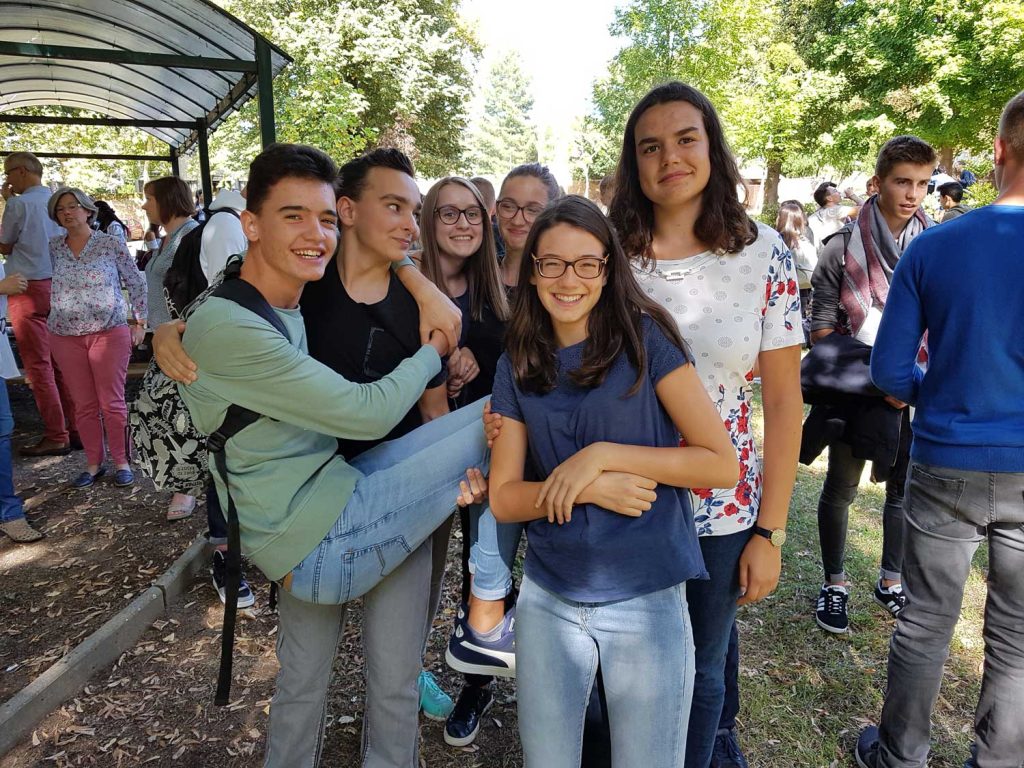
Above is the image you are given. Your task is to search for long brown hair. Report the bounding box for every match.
[774,200,807,252]
[506,195,689,395]
[419,177,509,323]
[609,81,757,266]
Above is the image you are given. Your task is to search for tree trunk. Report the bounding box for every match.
[940,146,954,173]
[763,158,782,209]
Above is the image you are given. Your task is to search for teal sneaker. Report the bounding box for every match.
[418,670,454,721]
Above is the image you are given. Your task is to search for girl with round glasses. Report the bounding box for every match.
[610,82,804,768]
[488,195,736,765]
[495,163,561,293]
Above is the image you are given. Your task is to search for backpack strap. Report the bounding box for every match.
[208,271,290,706]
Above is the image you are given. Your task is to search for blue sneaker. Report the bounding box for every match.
[445,603,516,678]
[71,467,106,489]
[854,725,880,768]
[444,682,493,747]
[418,670,454,721]
[113,468,135,487]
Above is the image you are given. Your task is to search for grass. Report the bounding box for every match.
[734,389,988,767]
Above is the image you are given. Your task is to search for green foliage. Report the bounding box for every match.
[965,180,999,208]
[462,51,538,177]
[216,0,480,177]
[0,107,167,197]
[783,0,1024,161]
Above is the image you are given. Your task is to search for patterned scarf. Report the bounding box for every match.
[840,195,930,336]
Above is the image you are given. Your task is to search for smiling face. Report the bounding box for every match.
[497,175,550,254]
[338,167,421,264]
[530,222,608,348]
[872,161,933,231]
[434,182,484,262]
[241,175,339,293]
[633,100,712,214]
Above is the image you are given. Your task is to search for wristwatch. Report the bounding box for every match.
[753,525,787,547]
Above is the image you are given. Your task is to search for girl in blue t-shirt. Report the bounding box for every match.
[487,195,737,767]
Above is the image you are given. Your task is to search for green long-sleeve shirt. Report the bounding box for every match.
[179,296,441,581]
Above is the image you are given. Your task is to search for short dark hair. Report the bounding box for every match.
[937,181,964,203]
[874,136,937,180]
[143,176,194,223]
[813,181,836,208]
[246,143,338,214]
[501,163,561,203]
[999,89,1024,158]
[337,148,416,201]
[609,81,757,263]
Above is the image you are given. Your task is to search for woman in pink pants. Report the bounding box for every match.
[46,188,147,489]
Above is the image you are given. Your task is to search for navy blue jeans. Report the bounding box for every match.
[685,528,753,768]
[0,382,25,524]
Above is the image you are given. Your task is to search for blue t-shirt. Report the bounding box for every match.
[490,315,708,602]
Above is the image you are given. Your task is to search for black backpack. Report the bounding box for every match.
[164,208,241,317]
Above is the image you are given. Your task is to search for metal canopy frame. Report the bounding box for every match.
[0,0,291,202]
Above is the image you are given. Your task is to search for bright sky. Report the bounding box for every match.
[460,0,624,136]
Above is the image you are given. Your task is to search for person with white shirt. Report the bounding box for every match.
[200,187,248,281]
[807,181,862,251]
[0,260,40,542]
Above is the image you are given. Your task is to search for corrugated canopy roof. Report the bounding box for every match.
[0,0,290,152]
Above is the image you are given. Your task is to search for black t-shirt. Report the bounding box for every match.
[300,261,446,459]
[452,290,507,407]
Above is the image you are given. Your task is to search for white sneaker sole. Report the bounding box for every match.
[815,615,849,634]
[443,697,493,747]
[445,646,516,678]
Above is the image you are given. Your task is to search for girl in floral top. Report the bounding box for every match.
[47,188,147,490]
[609,82,804,768]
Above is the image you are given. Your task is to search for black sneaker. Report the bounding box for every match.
[854,725,879,768]
[711,727,749,768]
[444,683,493,747]
[816,584,850,634]
[873,580,906,618]
[211,550,255,609]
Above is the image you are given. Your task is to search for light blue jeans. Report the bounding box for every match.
[468,507,524,600]
[516,574,696,768]
[289,397,490,605]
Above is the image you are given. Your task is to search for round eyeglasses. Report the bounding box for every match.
[496,199,545,222]
[435,205,484,225]
[532,256,608,279]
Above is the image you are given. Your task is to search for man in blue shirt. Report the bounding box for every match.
[1,152,77,456]
[856,90,1024,768]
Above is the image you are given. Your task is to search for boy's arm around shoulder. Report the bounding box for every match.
[184,299,442,441]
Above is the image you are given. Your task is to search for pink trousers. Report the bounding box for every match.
[49,325,132,466]
[8,279,76,442]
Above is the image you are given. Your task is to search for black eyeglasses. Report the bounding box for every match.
[497,199,545,222]
[435,205,484,225]
[532,256,608,279]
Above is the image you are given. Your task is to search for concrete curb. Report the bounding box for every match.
[0,534,210,757]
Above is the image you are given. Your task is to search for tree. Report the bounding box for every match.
[783,0,1024,168]
[591,0,845,206]
[215,0,480,177]
[463,51,538,176]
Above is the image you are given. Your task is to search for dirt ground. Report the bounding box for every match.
[1,383,207,703]
[2,530,523,768]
